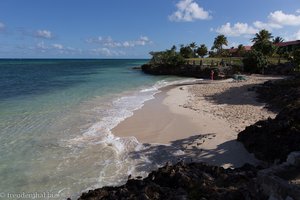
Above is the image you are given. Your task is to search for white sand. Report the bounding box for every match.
[112,75,284,168]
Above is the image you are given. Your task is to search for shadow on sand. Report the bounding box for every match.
[129,133,257,174]
[207,83,263,106]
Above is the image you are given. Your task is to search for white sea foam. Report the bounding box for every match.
[63,77,201,198]
[68,78,201,148]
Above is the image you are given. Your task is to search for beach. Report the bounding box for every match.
[113,75,283,168]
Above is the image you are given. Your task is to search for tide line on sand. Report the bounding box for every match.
[112,75,284,169]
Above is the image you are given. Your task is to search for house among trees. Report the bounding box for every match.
[228,46,252,57]
[227,40,300,57]
[275,40,300,53]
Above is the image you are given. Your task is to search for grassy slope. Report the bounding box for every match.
[187,57,288,66]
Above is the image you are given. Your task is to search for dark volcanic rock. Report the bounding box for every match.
[255,75,300,111]
[238,75,300,163]
[238,102,300,163]
[141,64,220,79]
[78,162,266,200]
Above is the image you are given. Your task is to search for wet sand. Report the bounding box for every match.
[112,75,284,168]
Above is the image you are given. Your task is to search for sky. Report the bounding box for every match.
[0,0,299,58]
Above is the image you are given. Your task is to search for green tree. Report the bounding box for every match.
[196,44,208,58]
[180,44,195,58]
[293,49,300,71]
[273,36,284,44]
[149,48,185,66]
[272,37,285,57]
[252,29,276,56]
[170,45,177,52]
[189,42,197,49]
[243,50,268,73]
[236,44,246,57]
[252,29,273,43]
[211,35,228,55]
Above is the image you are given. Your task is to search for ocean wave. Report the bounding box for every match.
[62,77,202,198]
[67,77,200,148]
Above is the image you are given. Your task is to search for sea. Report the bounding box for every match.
[0,59,195,199]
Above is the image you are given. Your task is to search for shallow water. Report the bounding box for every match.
[0,59,194,199]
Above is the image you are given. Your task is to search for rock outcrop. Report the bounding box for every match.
[237,76,300,163]
[255,75,300,111]
[141,64,220,79]
[78,162,266,200]
[257,151,300,200]
[237,102,300,163]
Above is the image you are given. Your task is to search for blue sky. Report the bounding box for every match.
[0,0,299,58]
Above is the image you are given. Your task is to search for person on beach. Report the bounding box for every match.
[211,70,214,80]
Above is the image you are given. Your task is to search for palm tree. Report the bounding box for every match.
[170,45,177,52]
[252,29,273,43]
[196,44,208,58]
[236,44,246,57]
[211,35,228,53]
[272,37,285,58]
[189,42,197,49]
[252,30,275,56]
[273,36,284,44]
[180,44,194,58]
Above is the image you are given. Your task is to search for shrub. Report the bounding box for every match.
[242,50,268,73]
[149,50,186,66]
[293,49,300,71]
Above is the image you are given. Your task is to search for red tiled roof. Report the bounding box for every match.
[244,46,252,51]
[228,46,252,53]
[276,40,300,47]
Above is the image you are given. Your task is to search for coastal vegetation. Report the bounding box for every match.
[211,34,228,53]
[142,29,299,78]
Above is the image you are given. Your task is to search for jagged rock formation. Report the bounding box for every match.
[141,64,220,79]
[238,75,300,163]
[255,75,300,111]
[78,162,266,200]
[237,102,300,163]
[77,152,300,200]
[257,151,300,200]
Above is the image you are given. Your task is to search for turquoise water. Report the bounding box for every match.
[0,59,192,199]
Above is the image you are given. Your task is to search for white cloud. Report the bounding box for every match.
[36,41,48,50]
[293,30,300,40]
[169,0,211,22]
[227,41,239,48]
[216,22,258,37]
[0,22,5,31]
[87,36,152,48]
[86,36,103,43]
[215,10,300,37]
[52,43,63,50]
[296,9,300,14]
[252,10,300,31]
[36,30,53,39]
[268,10,300,26]
[33,42,81,55]
[253,21,282,30]
[123,36,151,47]
[91,48,125,57]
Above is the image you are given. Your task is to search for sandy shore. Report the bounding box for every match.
[112,75,283,168]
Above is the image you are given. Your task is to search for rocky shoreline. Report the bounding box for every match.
[79,162,266,200]
[141,63,222,79]
[75,75,300,200]
[237,75,300,163]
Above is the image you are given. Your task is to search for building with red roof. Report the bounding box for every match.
[275,40,300,53]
